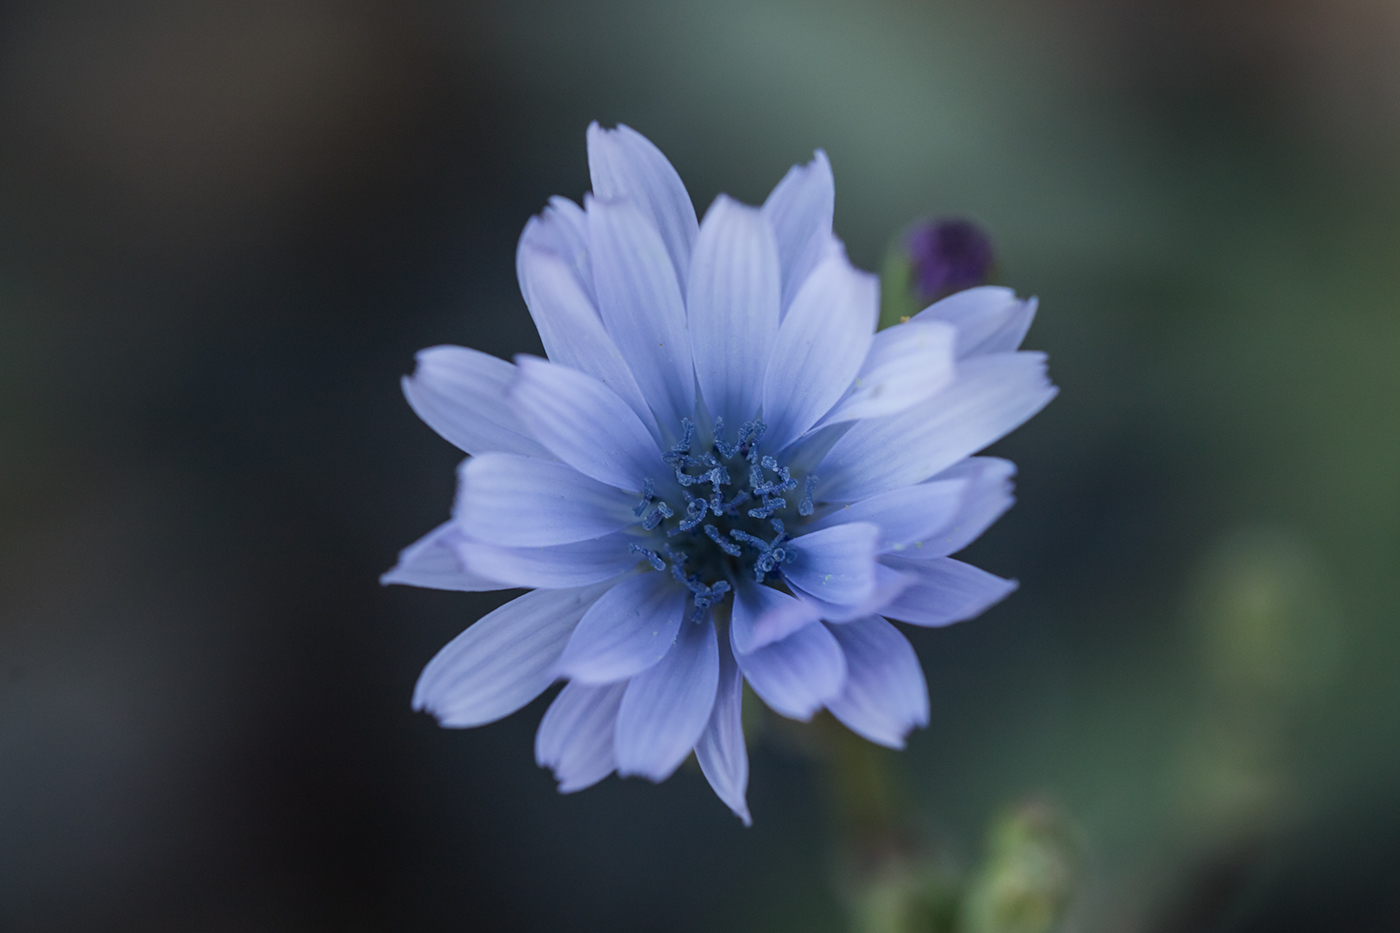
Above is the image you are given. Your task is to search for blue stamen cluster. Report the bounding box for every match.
[632,417,818,602]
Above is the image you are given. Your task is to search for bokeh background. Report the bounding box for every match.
[2,0,1398,930]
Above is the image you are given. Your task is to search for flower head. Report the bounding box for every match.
[385,124,1056,824]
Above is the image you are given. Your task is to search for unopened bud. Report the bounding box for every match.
[880,218,995,330]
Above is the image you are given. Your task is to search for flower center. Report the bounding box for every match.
[628,417,816,617]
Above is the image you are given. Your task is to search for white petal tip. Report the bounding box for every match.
[557,777,607,794]
[837,720,913,750]
[433,711,495,729]
[616,762,680,784]
[771,704,821,723]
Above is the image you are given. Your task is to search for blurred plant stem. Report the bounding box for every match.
[812,712,959,933]
[820,714,906,843]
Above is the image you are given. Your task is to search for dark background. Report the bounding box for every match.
[2,0,1398,930]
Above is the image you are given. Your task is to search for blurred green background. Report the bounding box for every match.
[1,0,1397,930]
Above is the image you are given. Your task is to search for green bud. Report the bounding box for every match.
[845,857,962,933]
[960,801,1077,933]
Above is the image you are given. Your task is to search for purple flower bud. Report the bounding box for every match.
[906,218,994,303]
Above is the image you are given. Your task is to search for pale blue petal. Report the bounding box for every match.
[517,196,595,304]
[787,561,915,624]
[509,355,662,492]
[733,620,846,722]
[695,633,751,825]
[587,195,695,434]
[825,616,929,748]
[412,580,615,727]
[782,521,880,608]
[516,242,655,436]
[878,556,1017,627]
[806,479,967,554]
[687,195,780,428]
[819,320,957,425]
[535,680,627,793]
[730,575,820,654]
[380,521,508,592]
[615,617,720,781]
[775,420,852,477]
[456,533,639,589]
[555,572,687,684]
[979,297,1037,356]
[761,150,835,314]
[587,122,698,287]
[894,458,1017,559]
[455,453,638,547]
[401,346,551,458]
[761,254,877,450]
[785,230,847,319]
[913,287,1038,358]
[820,352,1057,502]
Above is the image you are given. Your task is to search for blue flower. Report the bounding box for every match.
[384,124,1056,824]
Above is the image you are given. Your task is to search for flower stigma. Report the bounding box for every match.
[627,416,818,618]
